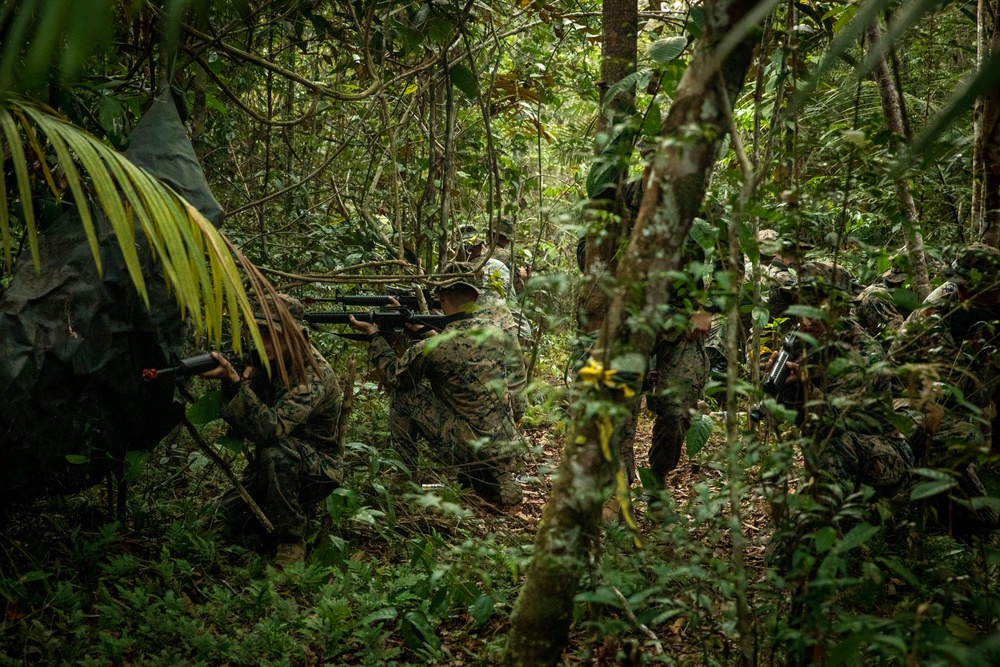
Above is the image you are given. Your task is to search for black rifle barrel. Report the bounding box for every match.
[302,292,440,310]
[303,310,463,333]
[142,351,251,382]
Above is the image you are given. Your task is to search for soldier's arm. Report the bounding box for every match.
[220,370,327,443]
[369,336,428,391]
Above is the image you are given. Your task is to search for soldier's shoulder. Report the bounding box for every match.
[924,281,960,304]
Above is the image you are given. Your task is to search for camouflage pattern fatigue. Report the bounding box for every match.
[483,257,513,299]
[854,283,905,344]
[369,313,526,501]
[889,282,1000,468]
[481,257,533,343]
[705,312,729,375]
[785,319,910,492]
[470,296,528,421]
[215,345,343,542]
[645,331,709,482]
[757,258,799,322]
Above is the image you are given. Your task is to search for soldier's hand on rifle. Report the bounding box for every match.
[348,315,379,337]
[764,350,802,384]
[200,351,241,383]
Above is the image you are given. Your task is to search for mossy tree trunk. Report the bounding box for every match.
[502,1,764,664]
[578,0,638,333]
[866,20,932,299]
[977,0,1000,247]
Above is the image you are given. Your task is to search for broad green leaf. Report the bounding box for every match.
[602,70,646,111]
[402,610,441,651]
[65,454,89,464]
[123,451,148,483]
[586,159,622,199]
[648,36,687,64]
[469,594,494,627]
[450,64,478,99]
[834,523,879,554]
[218,434,243,455]
[186,391,224,425]
[690,218,718,251]
[910,478,957,501]
[814,526,838,554]
[642,102,661,138]
[359,606,397,625]
[784,304,825,320]
[685,413,713,456]
[971,496,1000,511]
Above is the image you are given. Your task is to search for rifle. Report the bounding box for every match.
[303,309,469,338]
[749,331,801,423]
[141,351,256,382]
[302,289,439,311]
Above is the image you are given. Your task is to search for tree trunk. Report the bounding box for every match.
[866,20,931,300]
[978,0,1000,247]
[502,1,764,664]
[577,0,638,333]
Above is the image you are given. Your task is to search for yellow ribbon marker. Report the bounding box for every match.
[577,358,642,399]
[597,412,614,462]
[597,411,642,548]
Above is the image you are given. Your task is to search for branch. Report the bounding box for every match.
[182,418,274,533]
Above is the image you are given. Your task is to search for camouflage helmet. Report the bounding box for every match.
[778,261,855,310]
[945,243,1000,292]
[757,229,781,257]
[458,223,482,245]
[438,261,481,294]
[495,217,514,238]
[253,292,304,333]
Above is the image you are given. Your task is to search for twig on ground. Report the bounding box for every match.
[614,587,665,655]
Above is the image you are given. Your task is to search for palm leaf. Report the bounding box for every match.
[0,95,261,354]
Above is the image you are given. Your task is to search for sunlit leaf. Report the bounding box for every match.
[648,36,687,64]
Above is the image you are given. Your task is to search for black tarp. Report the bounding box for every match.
[0,91,224,500]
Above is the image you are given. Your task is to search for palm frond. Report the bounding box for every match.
[0,95,262,356]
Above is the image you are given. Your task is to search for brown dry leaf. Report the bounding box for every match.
[5,599,24,622]
[670,617,686,635]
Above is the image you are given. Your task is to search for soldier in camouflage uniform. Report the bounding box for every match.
[888,244,1000,532]
[769,263,911,493]
[203,294,343,566]
[853,264,908,345]
[350,262,526,507]
[460,223,533,345]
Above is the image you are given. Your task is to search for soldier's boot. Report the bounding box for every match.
[495,472,523,508]
[275,541,306,568]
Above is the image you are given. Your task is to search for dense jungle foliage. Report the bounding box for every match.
[3,0,1000,665]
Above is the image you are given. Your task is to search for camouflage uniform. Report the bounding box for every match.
[215,344,343,543]
[888,247,1000,531]
[784,319,911,492]
[646,330,710,482]
[474,295,528,420]
[369,311,527,505]
[854,283,905,342]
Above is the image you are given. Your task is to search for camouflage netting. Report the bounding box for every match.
[0,90,224,502]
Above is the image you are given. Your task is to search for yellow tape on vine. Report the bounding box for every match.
[598,412,643,548]
[577,358,642,399]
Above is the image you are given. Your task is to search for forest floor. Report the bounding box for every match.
[0,397,775,667]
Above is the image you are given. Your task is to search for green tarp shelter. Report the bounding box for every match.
[0,91,224,501]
